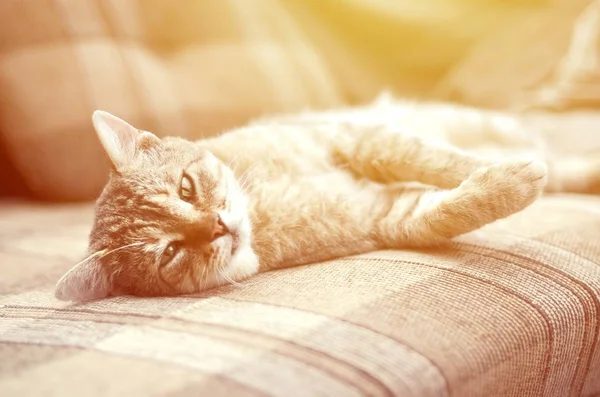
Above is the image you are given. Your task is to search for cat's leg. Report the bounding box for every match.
[366,98,544,156]
[376,159,548,247]
[333,125,544,190]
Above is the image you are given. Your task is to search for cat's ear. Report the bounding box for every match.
[55,255,111,302]
[92,110,159,172]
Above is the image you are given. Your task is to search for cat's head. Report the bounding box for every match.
[55,111,257,302]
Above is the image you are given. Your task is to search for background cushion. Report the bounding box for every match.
[0,0,598,201]
[0,0,343,200]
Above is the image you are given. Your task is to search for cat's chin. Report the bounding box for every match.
[226,245,259,281]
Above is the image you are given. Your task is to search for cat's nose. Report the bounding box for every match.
[212,214,230,241]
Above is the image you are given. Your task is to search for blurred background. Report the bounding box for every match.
[1,0,599,202]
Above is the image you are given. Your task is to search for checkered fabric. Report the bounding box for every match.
[2,0,595,201]
[0,0,344,200]
[2,2,600,395]
[1,194,600,396]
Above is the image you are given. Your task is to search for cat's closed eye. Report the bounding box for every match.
[179,173,196,202]
[160,242,179,267]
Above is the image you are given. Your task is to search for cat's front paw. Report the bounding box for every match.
[467,159,547,216]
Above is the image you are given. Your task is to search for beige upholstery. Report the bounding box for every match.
[2,2,600,396]
[1,194,600,396]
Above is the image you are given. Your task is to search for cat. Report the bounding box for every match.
[54,96,600,302]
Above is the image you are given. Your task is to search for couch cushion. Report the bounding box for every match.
[1,193,599,396]
[0,0,344,201]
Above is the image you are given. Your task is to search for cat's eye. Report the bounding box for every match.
[160,243,178,267]
[179,173,196,202]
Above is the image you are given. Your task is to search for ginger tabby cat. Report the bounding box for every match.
[55,97,600,301]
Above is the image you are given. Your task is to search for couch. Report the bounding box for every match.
[2,1,600,396]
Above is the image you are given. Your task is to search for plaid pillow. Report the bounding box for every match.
[0,0,342,200]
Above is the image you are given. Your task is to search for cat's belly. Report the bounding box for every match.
[247,173,392,269]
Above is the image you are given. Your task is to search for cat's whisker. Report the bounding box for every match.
[238,164,260,191]
[241,173,259,189]
[237,168,250,185]
[244,177,277,196]
[206,248,242,289]
[240,172,279,197]
[244,183,267,196]
[214,251,244,288]
[203,247,224,290]
[100,242,145,258]
[218,267,244,288]
[239,174,252,192]
[71,250,106,269]
[198,263,208,291]
[73,242,144,269]
[226,154,240,170]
